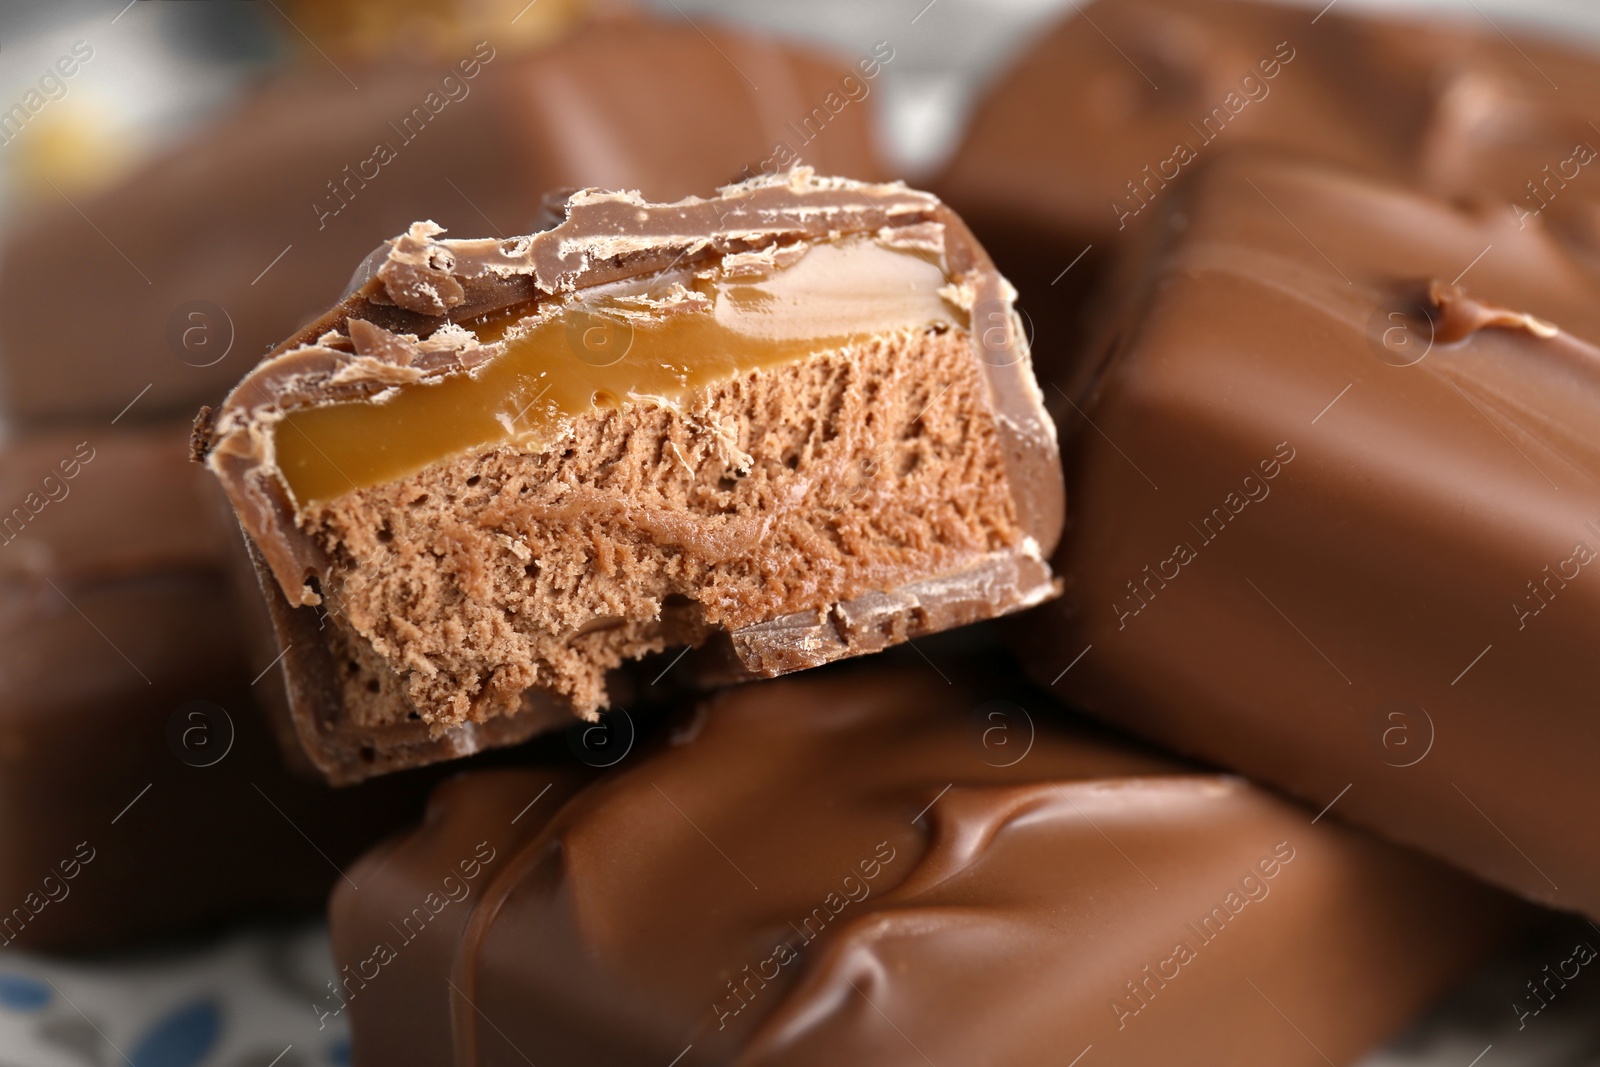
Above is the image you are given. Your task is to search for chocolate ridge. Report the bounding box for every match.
[329,670,1521,1064]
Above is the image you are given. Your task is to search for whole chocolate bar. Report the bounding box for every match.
[1022,149,1600,917]
[936,0,1600,362]
[197,171,1062,782]
[0,423,429,951]
[328,668,1519,1066]
[0,17,886,424]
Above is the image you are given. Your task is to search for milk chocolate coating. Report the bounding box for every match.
[198,171,1063,782]
[329,667,1519,1066]
[0,424,430,951]
[0,17,884,424]
[936,0,1600,370]
[1021,150,1600,917]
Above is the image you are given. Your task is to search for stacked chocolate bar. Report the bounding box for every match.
[7,0,1598,1064]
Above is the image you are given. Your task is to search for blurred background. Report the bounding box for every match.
[0,0,1598,1064]
[7,0,1600,213]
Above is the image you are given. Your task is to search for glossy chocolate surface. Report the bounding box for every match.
[1025,149,1600,917]
[330,668,1518,1065]
[936,0,1600,371]
[944,0,1600,245]
[0,424,431,951]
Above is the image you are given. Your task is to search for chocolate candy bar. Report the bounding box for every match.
[328,668,1519,1065]
[936,0,1600,360]
[1023,150,1600,917]
[0,423,428,951]
[198,171,1062,782]
[0,18,885,424]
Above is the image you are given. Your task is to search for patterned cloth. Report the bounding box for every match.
[2,920,1598,1066]
[0,925,346,1067]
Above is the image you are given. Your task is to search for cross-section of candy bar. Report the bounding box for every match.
[199,170,1062,782]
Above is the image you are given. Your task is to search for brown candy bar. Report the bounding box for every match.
[1021,149,1600,917]
[0,423,428,951]
[0,17,885,424]
[327,668,1520,1065]
[936,0,1600,361]
[197,171,1062,782]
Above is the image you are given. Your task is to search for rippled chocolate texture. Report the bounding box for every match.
[199,171,1063,783]
[0,424,431,950]
[329,669,1519,1066]
[275,238,956,506]
[1022,150,1600,918]
[0,17,884,424]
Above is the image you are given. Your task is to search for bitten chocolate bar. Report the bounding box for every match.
[328,669,1518,1066]
[0,17,884,424]
[197,171,1062,783]
[0,424,429,951]
[1023,149,1600,918]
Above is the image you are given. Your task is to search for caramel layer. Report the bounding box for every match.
[274,238,958,506]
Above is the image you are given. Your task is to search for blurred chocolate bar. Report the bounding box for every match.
[0,17,886,424]
[1022,149,1600,918]
[198,171,1061,782]
[936,0,1600,363]
[280,0,592,61]
[328,669,1520,1065]
[0,423,428,951]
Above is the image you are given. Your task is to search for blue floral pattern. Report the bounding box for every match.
[128,999,220,1067]
[0,924,346,1067]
